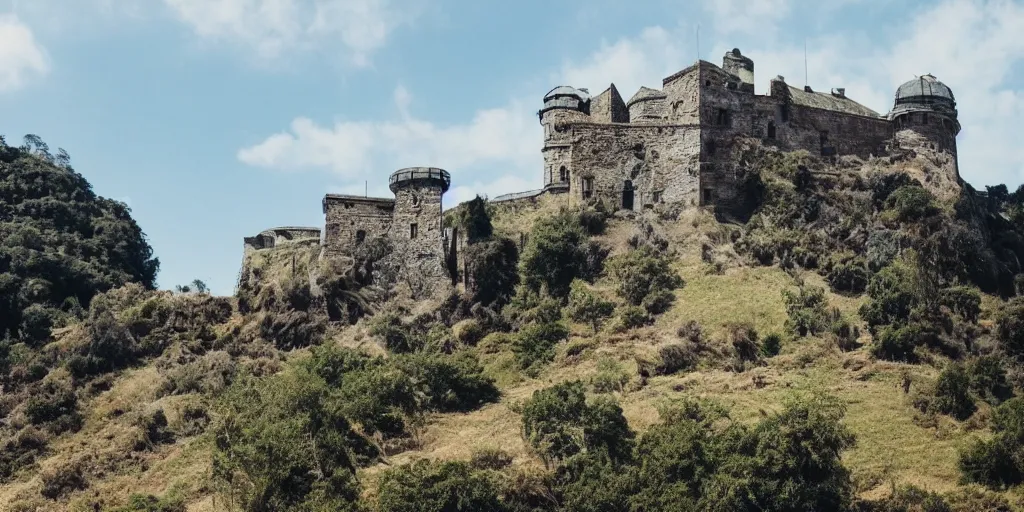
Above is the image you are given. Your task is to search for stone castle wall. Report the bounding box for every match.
[323,195,394,255]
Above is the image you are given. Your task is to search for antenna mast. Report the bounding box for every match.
[804,39,809,87]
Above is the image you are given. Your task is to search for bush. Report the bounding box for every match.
[761,332,783,357]
[676,320,702,343]
[369,313,418,353]
[376,460,504,512]
[782,285,831,336]
[967,355,1013,406]
[452,319,485,346]
[577,207,608,235]
[464,237,520,308]
[607,245,683,306]
[826,258,869,294]
[395,351,500,412]
[591,357,630,393]
[454,195,493,243]
[940,286,981,323]
[958,397,1024,488]
[729,323,761,364]
[859,485,951,512]
[641,288,675,315]
[932,363,976,420]
[519,212,605,298]
[885,185,939,221]
[565,280,614,333]
[655,343,698,375]
[617,306,650,330]
[258,310,326,351]
[0,427,48,482]
[996,297,1024,356]
[212,371,368,511]
[872,323,921,362]
[520,381,634,466]
[25,377,81,434]
[512,321,568,373]
[860,261,920,329]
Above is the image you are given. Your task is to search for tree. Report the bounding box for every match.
[565,279,614,333]
[456,195,493,244]
[464,237,519,308]
[519,211,604,298]
[190,279,208,294]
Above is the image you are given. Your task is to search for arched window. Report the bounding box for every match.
[559,166,568,182]
[767,121,776,139]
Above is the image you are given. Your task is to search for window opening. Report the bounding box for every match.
[410,223,418,239]
[767,121,776,139]
[582,177,594,200]
[622,180,634,210]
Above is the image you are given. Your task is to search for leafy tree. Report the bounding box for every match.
[464,236,519,308]
[520,381,634,467]
[606,245,683,307]
[190,279,208,294]
[932,363,976,420]
[997,297,1024,356]
[454,195,493,244]
[0,135,159,342]
[565,279,614,333]
[519,211,605,298]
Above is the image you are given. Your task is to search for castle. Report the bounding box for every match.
[241,47,961,291]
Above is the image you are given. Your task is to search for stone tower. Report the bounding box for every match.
[888,74,961,184]
[539,86,590,193]
[722,48,754,93]
[388,167,451,282]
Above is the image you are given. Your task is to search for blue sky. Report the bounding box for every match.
[2,0,1023,296]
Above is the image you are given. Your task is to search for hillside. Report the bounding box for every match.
[4,136,1024,511]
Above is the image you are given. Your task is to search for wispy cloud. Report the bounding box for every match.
[0,14,49,93]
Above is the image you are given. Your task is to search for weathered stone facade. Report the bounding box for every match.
[536,48,961,216]
[322,196,394,256]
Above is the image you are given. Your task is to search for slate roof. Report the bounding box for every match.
[544,86,591,101]
[626,86,668,106]
[787,85,881,118]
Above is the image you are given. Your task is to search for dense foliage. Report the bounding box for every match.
[0,135,159,344]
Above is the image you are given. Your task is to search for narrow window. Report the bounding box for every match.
[559,165,568,182]
[715,108,729,126]
[355,230,366,244]
[767,121,776,139]
[780,105,790,123]
[411,194,420,206]
[702,188,713,204]
[410,223,418,239]
[652,191,662,203]
[582,177,594,199]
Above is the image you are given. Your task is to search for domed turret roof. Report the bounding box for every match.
[544,85,590,102]
[895,74,955,104]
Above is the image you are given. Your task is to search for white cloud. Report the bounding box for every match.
[703,0,792,36]
[162,0,418,64]
[0,14,48,93]
[238,86,542,203]
[557,26,689,100]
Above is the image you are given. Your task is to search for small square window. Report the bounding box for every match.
[652,191,662,203]
[410,223,418,239]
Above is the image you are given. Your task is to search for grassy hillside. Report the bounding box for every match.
[6,137,1024,511]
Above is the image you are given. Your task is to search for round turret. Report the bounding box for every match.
[626,86,668,122]
[540,86,591,117]
[888,74,961,186]
[389,167,451,194]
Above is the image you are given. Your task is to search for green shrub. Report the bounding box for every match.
[761,332,783,357]
[860,261,920,329]
[394,351,499,412]
[464,236,519,308]
[967,355,1013,406]
[641,288,675,315]
[932,363,976,420]
[369,313,417,353]
[940,286,981,323]
[885,185,939,221]
[872,323,921,362]
[655,343,698,375]
[520,381,634,466]
[577,207,609,236]
[519,211,606,298]
[591,357,630,393]
[512,321,568,373]
[258,310,326,351]
[565,279,614,333]
[996,297,1024,356]
[0,427,48,482]
[826,257,869,294]
[617,306,650,330]
[39,460,87,499]
[859,485,951,512]
[212,371,369,511]
[25,377,81,434]
[454,195,494,244]
[782,285,830,336]
[452,319,485,346]
[607,245,683,306]
[958,397,1024,488]
[729,322,761,363]
[376,460,504,512]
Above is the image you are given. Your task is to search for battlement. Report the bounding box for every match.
[389,167,451,193]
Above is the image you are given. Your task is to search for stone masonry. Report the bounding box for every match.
[535,48,961,216]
